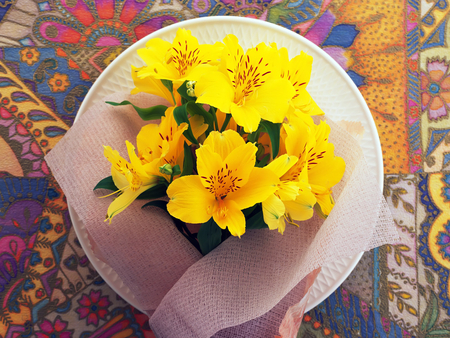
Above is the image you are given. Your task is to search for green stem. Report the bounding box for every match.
[170,91,176,106]
[210,107,219,130]
[220,114,232,132]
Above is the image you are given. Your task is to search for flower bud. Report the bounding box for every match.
[186,80,196,89]
[159,163,173,175]
[187,88,196,97]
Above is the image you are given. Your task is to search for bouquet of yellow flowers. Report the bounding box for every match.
[45,19,398,337]
[96,28,345,254]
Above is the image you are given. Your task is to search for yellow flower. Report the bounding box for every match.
[307,120,345,215]
[276,115,345,219]
[137,107,208,181]
[276,46,324,116]
[195,35,295,133]
[103,141,159,222]
[136,28,223,85]
[166,130,279,237]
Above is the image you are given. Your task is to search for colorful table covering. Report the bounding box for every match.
[0,0,447,337]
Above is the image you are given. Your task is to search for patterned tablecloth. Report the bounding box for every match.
[0,0,447,336]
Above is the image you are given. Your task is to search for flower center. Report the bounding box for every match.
[201,164,242,199]
[233,54,271,105]
[170,44,204,77]
[91,305,98,311]
[429,83,440,94]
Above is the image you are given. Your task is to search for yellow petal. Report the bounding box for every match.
[262,194,286,233]
[196,144,223,187]
[283,115,315,158]
[308,153,345,189]
[189,114,209,141]
[229,102,261,133]
[107,187,145,222]
[219,34,244,84]
[246,78,295,123]
[277,180,300,201]
[126,141,146,176]
[227,167,279,210]
[167,175,216,224]
[195,71,234,113]
[137,123,161,159]
[223,142,258,188]
[213,199,246,238]
[288,51,313,87]
[130,65,173,104]
[103,145,129,189]
[265,154,298,178]
[292,90,325,116]
[138,38,171,64]
[203,130,245,159]
[183,64,217,83]
[284,188,316,221]
[315,192,335,216]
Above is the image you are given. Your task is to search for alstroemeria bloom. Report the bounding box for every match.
[279,115,345,217]
[136,28,223,85]
[261,117,317,233]
[195,35,295,133]
[307,120,346,215]
[137,107,208,181]
[103,141,160,222]
[167,130,279,237]
[276,46,324,116]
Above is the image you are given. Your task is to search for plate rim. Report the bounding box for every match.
[73,16,382,314]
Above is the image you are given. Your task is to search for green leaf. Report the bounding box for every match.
[173,104,198,144]
[161,79,173,93]
[186,102,214,132]
[426,330,450,337]
[137,184,167,200]
[197,218,222,255]
[242,204,257,217]
[422,290,439,333]
[177,81,196,102]
[94,176,117,191]
[141,199,168,210]
[246,209,269,229]
[172,165,181,176]
[256,154,270,168]
[106,101,167,121]
[260,121,281,159]
[181,142,194,176]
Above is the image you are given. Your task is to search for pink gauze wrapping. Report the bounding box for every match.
[45,92,399,338]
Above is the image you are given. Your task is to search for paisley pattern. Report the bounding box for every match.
[0,0,449,337]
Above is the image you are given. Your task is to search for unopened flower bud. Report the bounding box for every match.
[159,164,173,175]
[186,80,196,89]
[187,88,196,97]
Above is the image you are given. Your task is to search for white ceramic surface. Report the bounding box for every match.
[70,16,383,314]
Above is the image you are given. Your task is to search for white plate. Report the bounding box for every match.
[70,17,383,313]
